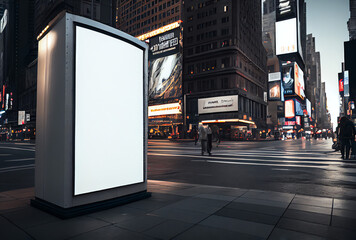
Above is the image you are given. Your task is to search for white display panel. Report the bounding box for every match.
[198,95,238,114]
[276,18,297,55]
[75,25,144,195]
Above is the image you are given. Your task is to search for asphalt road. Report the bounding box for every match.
[1,139,356,200]
[148,138,356,200]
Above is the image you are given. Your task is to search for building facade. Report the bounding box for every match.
[117,0,182,37]
[183,0,268,140]
[348,0,356,40]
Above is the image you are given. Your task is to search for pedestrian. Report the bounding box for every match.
[207,125,212,156]
[198,124,208,155]
[193,126,199,145]
[339,117,356,159]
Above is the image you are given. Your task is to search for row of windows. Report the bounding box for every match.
[186,55,264,84]
[125,6,179,26]
[185,77,264,99]
[126,15,180,36]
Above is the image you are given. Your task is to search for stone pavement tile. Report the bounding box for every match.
[268,228,326,240]
[26,216,110,240]
[200,215,274,239]
[88,205,148,224]
[161,187,201,197]
[173,225,264,240]
[148,205,210,224]
[125,199,175,211]
[168,197,229,214]
[114,214,166,232]
[149,192,186,203]
[326,224,356,240]
[234,196,291,208]
[292,195,333,208]
[2,206,60,229]
[227,202,286,217]
[1,188,34,199]
[289,203,331,215]
[331,215,356,231]
[333,199,356,210]
[68,225,155,240]
[0,215,33,240]
[283,209,331,225]
[0,198,29,213]
[0,193,15,202]
[194,193,236,201]
[242,189,295,203]
[215,207,280,225]
[332,208,356,219]
[143,220,193,240]
[277,218,330,238]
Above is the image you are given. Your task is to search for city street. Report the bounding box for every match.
[1,139,356,200]
[148,139,356,200]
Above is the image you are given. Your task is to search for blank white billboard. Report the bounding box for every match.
[276,18,297,55]
[74,25,144,195]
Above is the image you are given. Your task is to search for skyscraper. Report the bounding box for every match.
[116,0,182,37]
[183,0,267,139]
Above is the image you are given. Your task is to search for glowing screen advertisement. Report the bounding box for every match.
[285,99,295,118]
[344,71,349,97]
[148,28,182,103]
[74,26,144,195]
[268,81,281,101]
[276,18,297,55]
[282,62,305,99]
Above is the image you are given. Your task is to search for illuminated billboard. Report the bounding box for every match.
[344,70,349,97]
[148,103,181,117]
[285,99,295,118]
[282,62,304,99]
[276,18,297,55]
[74,25,144,195]
[268,81,281,101]
[198,95,238,114]
[148,27,182,103]
[276,0,297,21]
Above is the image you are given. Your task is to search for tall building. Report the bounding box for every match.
[183,0,268,140]
[305,34,321,127]
[263,0,284,131]
[117,0,182,37]
[344,1,356,121]
[35,0,116,36]
[348,0,356,40]
[0,0,36,140]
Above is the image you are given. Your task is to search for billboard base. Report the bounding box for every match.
[31,191,151,219]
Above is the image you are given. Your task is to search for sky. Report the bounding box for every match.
[305,0,350,129]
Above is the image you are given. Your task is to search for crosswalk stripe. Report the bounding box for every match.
[148,153,353,167]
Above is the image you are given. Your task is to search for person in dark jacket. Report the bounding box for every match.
[339,117,356,159]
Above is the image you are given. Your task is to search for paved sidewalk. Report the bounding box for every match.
[1,180,356,240]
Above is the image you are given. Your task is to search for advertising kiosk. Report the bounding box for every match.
[31,12,150,218]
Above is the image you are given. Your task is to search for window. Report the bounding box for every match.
[224,5,228,12]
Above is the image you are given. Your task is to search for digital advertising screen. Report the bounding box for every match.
[285,99,295,118]
[276,18,297,55]
[276,0,298,21]
[268,81,281,101]
[74,25,144,196]
[148,27,182,103]
[306,99,311,117]
[339,72,344,96]
[282,63,295,95]
[344,70,349,97]
[295,99,303,116]
[294,63,305,99]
